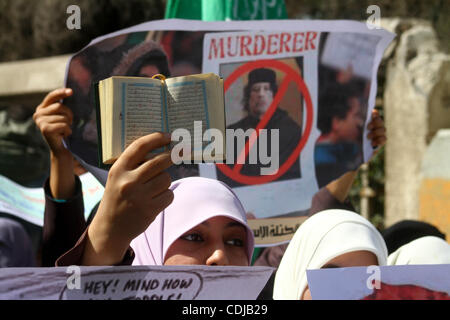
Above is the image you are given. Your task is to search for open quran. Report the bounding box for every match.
[94,73,225,165]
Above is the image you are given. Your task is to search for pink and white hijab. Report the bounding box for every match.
[130,177,254,266]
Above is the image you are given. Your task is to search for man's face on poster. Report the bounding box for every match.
[248,82,273,119]
[334,97,364,142]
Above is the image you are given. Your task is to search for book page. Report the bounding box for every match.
[111,77,165,156]
[97,77,115,164]
[98,80,106,161]
[166,73,225,161]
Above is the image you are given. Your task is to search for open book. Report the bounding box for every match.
[95,73,225,166]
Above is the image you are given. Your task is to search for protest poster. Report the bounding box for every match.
[62,19,395,246]
[306,264,450,300]
[0,265,273,300]
[0,172,103,226]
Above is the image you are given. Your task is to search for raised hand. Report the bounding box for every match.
[33,88,75,199]
[367,109,386,149]
[83,132,175,265]
[33,88,74,156]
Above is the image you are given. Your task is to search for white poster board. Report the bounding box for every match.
[307,264,450,300]
[0,265,273,300]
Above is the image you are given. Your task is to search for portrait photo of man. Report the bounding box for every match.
[217,65,304,188]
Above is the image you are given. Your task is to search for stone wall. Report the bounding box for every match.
[381,19,450,227]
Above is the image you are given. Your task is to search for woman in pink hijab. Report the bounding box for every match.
[130,176,254,266]
[56,133,254,267]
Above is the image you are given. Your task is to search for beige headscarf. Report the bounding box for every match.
[273,209,387,300]
[387,236,450,265]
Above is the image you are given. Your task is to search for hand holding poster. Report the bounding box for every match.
[62,19,394,246]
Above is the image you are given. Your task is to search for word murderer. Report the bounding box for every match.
[207,31,318,60]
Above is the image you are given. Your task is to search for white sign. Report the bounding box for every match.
[0,173,103,226]
[0,265,273,300]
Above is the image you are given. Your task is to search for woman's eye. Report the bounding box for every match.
[226,238,244,247]
[181,233,203,242]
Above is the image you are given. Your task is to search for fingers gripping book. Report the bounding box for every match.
[95,73,226,166]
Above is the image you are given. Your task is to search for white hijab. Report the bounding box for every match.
[387,236,450,265]
[273,209,388,300]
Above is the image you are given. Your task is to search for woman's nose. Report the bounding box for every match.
[205,247,230,266]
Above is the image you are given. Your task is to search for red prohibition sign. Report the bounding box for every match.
[216,59,314,185]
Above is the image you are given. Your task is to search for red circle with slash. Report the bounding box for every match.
[216,59,313,185]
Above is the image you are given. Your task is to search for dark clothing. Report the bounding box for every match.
[42,176,86,267]
[42,175,132,267]
[55,228,135,267]
[381,220,447,255]
[218,109,302,188]
[0,217,35,267]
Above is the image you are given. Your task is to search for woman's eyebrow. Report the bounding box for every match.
[199,221,245,230]
[200,221,210,227]
[225,221,246,230]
